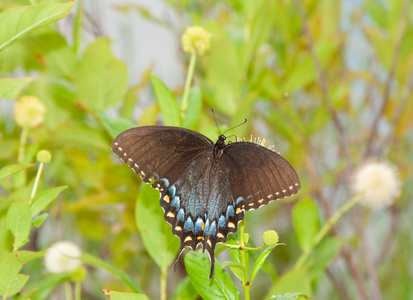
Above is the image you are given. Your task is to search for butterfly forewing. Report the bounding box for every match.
[111,126,213,185]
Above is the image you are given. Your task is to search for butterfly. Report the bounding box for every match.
[111,126,300,278]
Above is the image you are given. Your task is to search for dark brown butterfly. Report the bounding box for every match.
[111,126,300,278]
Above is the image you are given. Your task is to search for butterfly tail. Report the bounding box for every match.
[202,234,217,279]
[208,251,215,279]
[172,246,186,272]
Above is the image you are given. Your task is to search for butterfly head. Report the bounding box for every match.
[214,134,227,158]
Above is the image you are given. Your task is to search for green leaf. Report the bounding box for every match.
[25,273,69,300]
[102,290,150,300]
[76,38,128,111]
[151,75,181,126]
[292,197,320,252]
[16,288,37,300]
[185,251,240,300]
[282,58,316,92]
[120,65,151,120]
[99,112,136,139]
[136,184,179,268]
[222,260,247,283]
[272,293,311,300]
[0,164,34,180]
[170,277,198,300]
[250,245,276,283]
[16,250,46,264]
[266,268,312,298]
[24,28,75,77]
[54,126,110,153]
[0,252,24,297]
[6,202,32,251]
[307,237,344,280]
[32,212,48,227]
[182,86,202,129]
[30,186,67,216]
[6,273,28,297]
[0,78,33,99]
[226,233,241,264]
[81,253,143,293]
[0,1,76,52]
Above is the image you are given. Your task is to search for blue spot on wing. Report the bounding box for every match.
[204,219,210,234]
[170,196,180,209]
[177,209,185,222]
[184,217,194,233]
[195,218,203,234]
[226,205,235,218]
[218,215,226,229]
[160,178,170,187]
[208,221,217,236]
[168,185,176,197]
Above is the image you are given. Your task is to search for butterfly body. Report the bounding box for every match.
[111,126,300,278]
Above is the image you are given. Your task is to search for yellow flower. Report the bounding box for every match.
[14,95,46,128]
[182,26,212,55]
[351,161,401,209]
[44,241,82,273]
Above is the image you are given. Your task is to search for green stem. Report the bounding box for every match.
[181,53,197,118]
[74,282,81,300]
[295,194,362,269]
[64,281,73,300]
[29,162,44,204]
[73,0,83,55]
[17,125,29,163]
[238,221,250,300]
[160,223,168,300]
[224,243,268,251]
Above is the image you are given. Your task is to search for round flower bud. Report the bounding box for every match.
[351,160,401,209]
[262,230,279,246]
[36,150,52,164]
[182,26,212,55]
[69,266,87,283]
[44,241,82,273]
[14,96,46,128]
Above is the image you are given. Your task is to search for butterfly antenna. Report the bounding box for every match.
[211,109,222,135]
[222,118,247,135]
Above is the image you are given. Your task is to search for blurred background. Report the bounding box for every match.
[1,0,412,299]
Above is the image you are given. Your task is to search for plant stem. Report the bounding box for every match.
[73,0,83,55]
[181,53,197,118]
[64,281,73,300]
[239,220,250,300]
[18,125,29,163]
[160,223,168,300]
[224,243,267,251]
[74,282,81,300]
[29,162,44,204]
[295,194,362,269]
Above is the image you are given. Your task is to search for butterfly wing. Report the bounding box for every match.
[111,126,214,186]
[224,141,301,211]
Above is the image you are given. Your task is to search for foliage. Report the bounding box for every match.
[1,0,413,299]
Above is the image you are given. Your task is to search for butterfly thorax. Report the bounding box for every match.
[213,135,227,158]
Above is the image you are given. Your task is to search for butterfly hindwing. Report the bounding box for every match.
[224,142,301,211]
[158,155,246,278]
